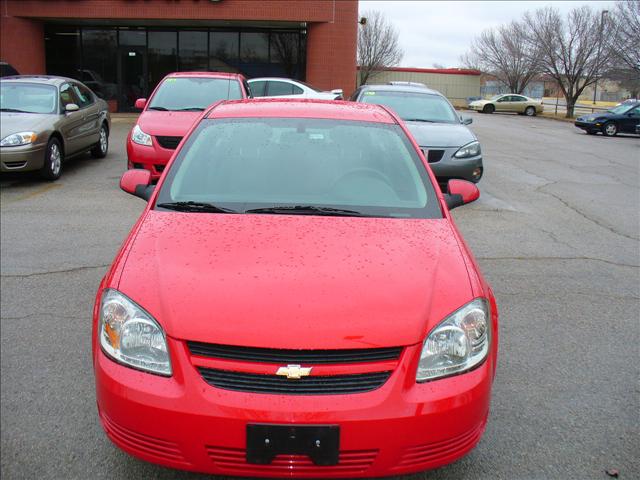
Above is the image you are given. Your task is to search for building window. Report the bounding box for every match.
[119,29,146,46]
[44,25,306,112]
[210,31,240,72]
[179,31,208,71]
[270,31,300,78]
[239,32,270,78]
[81,29,117,100]
[44,26,80,80]
[148,31,177,93]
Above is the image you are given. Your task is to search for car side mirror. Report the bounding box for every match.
[461,116,473,125]
[65,103,79,113]
[134,98,147,109]
[444,179,480,210]
[120,169,154,200]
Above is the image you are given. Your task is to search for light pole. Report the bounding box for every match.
[593,10,609,104]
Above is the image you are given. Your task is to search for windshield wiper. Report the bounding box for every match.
[245,205,371,217]
[147,106,169,111]
[175,107,205,111]
[156,201,238,213]
[0,108,33,113]
[403,118,436,123]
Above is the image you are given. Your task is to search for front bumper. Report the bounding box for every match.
[95,339,495,477]
[126,136,175,180]
[421,147,483,184]
[574,120,600,131]
[0,144,45,173]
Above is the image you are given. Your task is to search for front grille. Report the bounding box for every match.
[155,135,182,149]
[100,411,189,465]
[187,341,402,364]
[197,367,391,395]
[207,446,378,475]
[392,421,485,471]
[3,160,27,169]
[427,150,445,163]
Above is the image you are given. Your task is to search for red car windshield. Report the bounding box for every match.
[147,77,243,111]
[155,118,442,219]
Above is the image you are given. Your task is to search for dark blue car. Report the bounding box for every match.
[575,101,640,136]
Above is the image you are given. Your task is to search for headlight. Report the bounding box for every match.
[416,298,490,382]
[131,124,152,146]
[99,289,171,376]
[454,141,481,158]
[0,131,37,147]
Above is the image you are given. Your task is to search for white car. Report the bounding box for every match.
[248,77,343,100]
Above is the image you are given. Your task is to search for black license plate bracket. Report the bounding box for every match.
[246,424,340,466]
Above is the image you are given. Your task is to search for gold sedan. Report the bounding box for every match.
[469,94,544,116]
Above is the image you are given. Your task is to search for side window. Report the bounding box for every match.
[250,81,266,97]
[72,83,94,108]
[629,106,640,116]
[267,81,294,96]
[59,83,80,110]
[291,84,304,95]
[513,96,526,102]
[497,96,507,102]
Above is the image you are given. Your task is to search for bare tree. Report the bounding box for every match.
[462,21,541,94]
[357,10,403,85]
[610,1,640,74]
[524,6,613,117]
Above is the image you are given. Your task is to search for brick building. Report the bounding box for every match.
[0,0,357,111]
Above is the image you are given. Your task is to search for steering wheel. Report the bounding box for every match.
[329,168,398,201]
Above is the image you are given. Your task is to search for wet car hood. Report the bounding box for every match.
[136,110,202,136]
[405,122,477,148]
[118,211,473,350]
[0,112,56,139]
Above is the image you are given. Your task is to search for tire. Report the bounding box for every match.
[483,104,495,114]
[39,137,63,181]
[525,106,536,116]
[602,122,617,137]
[91,123,109,158]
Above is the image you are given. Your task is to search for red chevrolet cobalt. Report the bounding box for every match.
[94,99,498,477]
[126,72,249,179]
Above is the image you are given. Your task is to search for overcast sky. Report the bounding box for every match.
[358,1,617,68]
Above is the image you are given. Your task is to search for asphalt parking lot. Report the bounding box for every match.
[1,112,638,480]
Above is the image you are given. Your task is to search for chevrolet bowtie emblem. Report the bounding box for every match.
[276,364,312,379]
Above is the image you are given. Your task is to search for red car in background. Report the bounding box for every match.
[96,99,498,477]
[126,71,250,179]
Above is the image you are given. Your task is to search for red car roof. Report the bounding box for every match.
[208,99,398,123]
[166,71,243,79]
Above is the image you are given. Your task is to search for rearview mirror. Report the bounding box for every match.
[120,169,154,200]
[445,179,480,210]
[65,103,79,113]
[461,116,473,125]
[134,98,147,109]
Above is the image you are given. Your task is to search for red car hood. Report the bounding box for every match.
[137,110,202,136]
[118,212,473,349]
